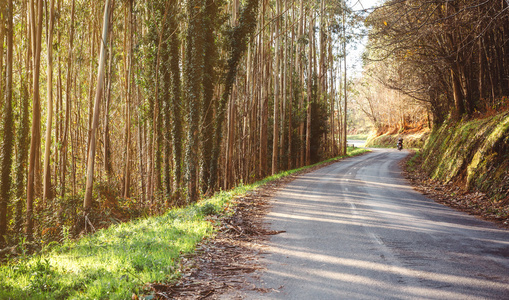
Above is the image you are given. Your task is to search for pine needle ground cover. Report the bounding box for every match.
[0,147,368,299]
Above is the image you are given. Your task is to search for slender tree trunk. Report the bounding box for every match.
[342,6,347,155]
[280,0,287,171]
[43,0,56,202]
[298,4,306,167]
[0,3,5,114]
[272,0,280,175]
[258,1,267,178]
[60,0,75,198]
[200,0,218,194]
[137,87,146,203]
[169,2,182,198]
[54,0,62,189]
[288,1,297,169]
[123,1,133,199]
[14,0,31,232]
[305,11,313,166]
[0,0,14,244]
[86,26,96,165]
[104,9,114,178]
[185,0,204,202]
[26,0,43,240]
[84,0,111,210]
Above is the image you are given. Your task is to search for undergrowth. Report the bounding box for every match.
[0,147,368,299]
[418,112,509,215]
[365,129,429,149]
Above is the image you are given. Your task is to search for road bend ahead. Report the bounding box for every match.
[242,149,509,300]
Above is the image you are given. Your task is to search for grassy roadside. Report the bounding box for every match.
[0,147,369,300]
[417,112,509,219]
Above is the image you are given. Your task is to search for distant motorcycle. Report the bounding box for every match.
[397,138,403,151]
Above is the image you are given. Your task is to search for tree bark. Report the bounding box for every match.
[305,10,313,166]
[26,0,44,240]
[0,0,14,244]
[60,0,75,198]
[84,0,111,210]
[272,0,280,175]
[43,0,56,202]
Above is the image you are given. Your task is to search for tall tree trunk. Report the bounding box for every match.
[342,5,347,155]
[14,0,31,232]
[104,8,114,178]
[288,1,295,169]
[200,0,218,194]
[260,23,269,178]
[298,4,306,167]
[60,0,75,198]
[305,11,313,166]
[272,0,280,175]
[54,0,62,190]
[280,0,287,171]
[43,0,56,202]
[123,0,133,199]
[26,0,44,240]
[84,0,112,210]
[169,2,182,198]
[0,0,14,244]
[209,0,259,190]
[258,0,267,179]
[137,87,146,203]
[185,0,203,202]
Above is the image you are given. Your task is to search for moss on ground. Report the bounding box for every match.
[419,112,509,212]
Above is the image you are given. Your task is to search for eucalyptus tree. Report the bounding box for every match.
[184,0,204,202]
[168,1,183,198]
[200,0,223,194]
[13,0,31,234]
[26,0,44,239]
[208,0,260,191]
[83,0,113,210]
[0,0,14,244]
[43,0,56,202]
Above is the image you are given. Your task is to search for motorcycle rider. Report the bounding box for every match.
[397,138,403,150]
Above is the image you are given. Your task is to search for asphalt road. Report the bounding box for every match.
[242,148,509,299]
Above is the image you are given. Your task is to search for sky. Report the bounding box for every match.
[348,0,384,76]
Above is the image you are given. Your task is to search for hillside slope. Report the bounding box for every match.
[419,112,509,218]
[365,130,430,149]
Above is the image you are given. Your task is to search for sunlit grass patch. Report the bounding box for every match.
[0,208,213,299]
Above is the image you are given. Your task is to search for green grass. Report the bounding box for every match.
[0,147,368,300]
[406,150,421,172]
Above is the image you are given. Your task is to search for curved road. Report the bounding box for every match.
[241,149,509,299]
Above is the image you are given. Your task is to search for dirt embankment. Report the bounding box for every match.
[409,112,509,224]
[365,128,430,149]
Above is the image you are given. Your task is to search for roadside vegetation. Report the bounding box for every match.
[417,112,509,218]
[1,0,363,255]
[365,130,429,149]
[0,147,368,300]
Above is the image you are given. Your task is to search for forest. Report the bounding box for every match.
[354,0,509,134]
[1,0,508,253]
[0,0,357,249]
